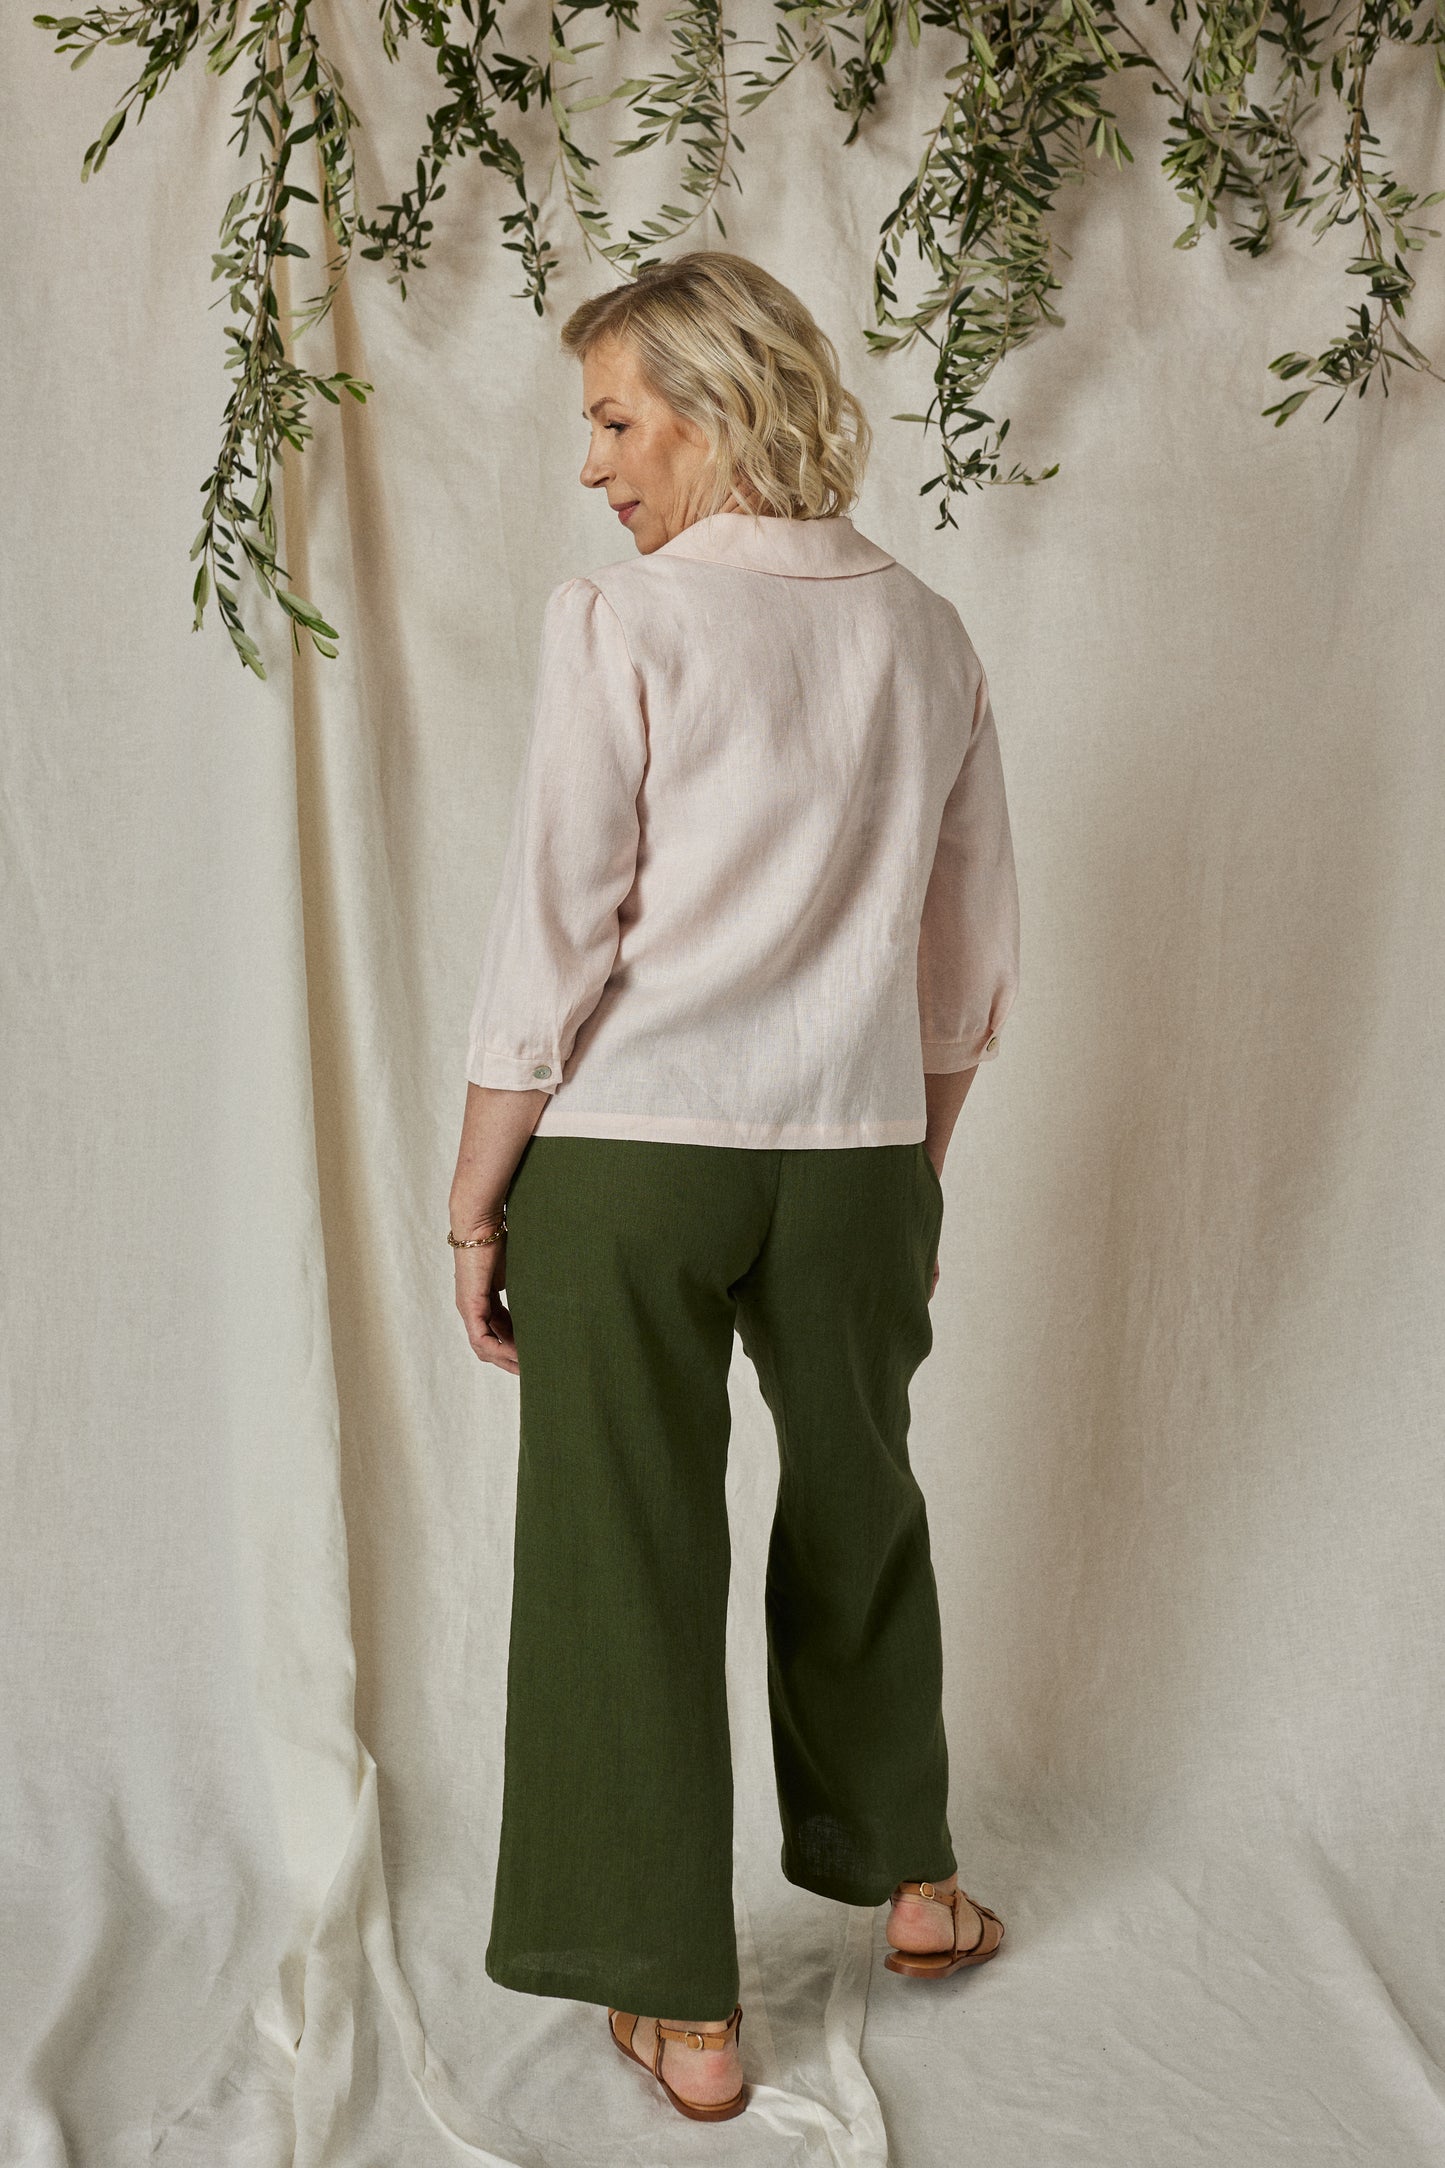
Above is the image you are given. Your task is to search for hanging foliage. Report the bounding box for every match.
[34,0,1445,675]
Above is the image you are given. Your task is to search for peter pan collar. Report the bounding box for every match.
[651,510,895,579]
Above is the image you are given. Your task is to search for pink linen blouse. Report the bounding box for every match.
[464,509,1020,1149]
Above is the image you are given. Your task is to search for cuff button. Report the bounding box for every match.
[532,1064,553,1080]
[984,1033,998,1052]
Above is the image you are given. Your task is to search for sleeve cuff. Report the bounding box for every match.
[466,1044,563,1092]
[921,1028,1002,1071]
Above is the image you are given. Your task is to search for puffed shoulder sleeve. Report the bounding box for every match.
[916,660,1021,1069]
[465,576,647,1092]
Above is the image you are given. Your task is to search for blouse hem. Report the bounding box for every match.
[528,1109,927,1149]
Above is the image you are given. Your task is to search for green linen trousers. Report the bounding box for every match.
[484,1132,958,2020]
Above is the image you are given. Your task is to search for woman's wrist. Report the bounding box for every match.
[450,1189,507,1233]
[449,1082,547,1240]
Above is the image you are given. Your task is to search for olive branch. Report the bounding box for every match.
[34,0,1445,669]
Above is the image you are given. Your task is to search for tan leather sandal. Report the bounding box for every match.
[607,2004,748,2122]
[883,1879,1006,1978]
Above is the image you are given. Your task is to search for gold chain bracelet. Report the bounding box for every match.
[447,1209,507,1250]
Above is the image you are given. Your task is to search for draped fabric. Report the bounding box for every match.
[3,10,1444,2162]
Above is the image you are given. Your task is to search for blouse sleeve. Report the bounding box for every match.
[916,661,1021,1070]
[465,577,647,1093]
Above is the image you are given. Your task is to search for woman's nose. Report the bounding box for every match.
[580,442,610,488]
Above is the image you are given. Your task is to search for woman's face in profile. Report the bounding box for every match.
[579,333,736,553]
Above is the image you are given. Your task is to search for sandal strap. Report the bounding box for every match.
[655,2005,742,2054]
[891,1878,958,1914]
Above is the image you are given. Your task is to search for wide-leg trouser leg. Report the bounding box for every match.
[485,1135,953,2018]
[733,1141,956,1906]
[487,1137,772,2020]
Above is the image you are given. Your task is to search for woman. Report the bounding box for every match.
[449,251,1019,2124]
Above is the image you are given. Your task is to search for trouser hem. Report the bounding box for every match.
[779,1845,959,1910]
[486,1947,740,2023]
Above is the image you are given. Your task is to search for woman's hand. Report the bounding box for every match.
[450,1080,551,1376]
[454,1234,519,1374]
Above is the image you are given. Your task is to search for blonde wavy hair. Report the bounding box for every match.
[560,251,872,521]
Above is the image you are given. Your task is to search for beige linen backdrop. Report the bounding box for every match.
[4,7,1445,2163]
